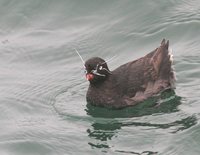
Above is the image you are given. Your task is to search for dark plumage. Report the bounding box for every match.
[85,39,175,108]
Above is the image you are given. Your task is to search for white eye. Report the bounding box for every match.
[99,66,103,70]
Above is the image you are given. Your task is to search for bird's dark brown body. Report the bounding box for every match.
[85,39,175,108]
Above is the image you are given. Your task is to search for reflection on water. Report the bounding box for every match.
[87,119,120,149]
[87,120,121,142]
[115,150,158,155]
[87,116,197,150]
[86,90,197,151]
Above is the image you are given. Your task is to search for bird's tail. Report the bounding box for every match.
[151,39,176,88]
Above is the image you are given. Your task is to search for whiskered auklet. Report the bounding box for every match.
[84,39,175,108]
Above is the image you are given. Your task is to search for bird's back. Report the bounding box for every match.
[112,39,175,98]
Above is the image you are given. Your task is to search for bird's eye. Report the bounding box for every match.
[84,70,87,74]
[99,66,103,70]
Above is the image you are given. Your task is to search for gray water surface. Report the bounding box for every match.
[0,0,200,155]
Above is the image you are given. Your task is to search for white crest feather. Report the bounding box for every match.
[74,48,85,67]
[101,55,117,65]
